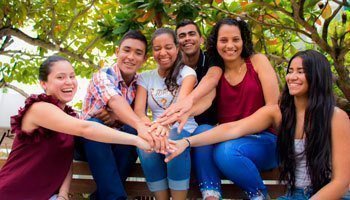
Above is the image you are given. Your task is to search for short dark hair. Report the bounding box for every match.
[39,56,69,81]
[206,18,254,63]
[175,19,202,37]
[119,30,148,55]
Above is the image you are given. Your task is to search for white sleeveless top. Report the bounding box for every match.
[294,139,311,188]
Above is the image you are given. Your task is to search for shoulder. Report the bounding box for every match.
[331,107,350,137]
[139,69,156,79]
[332,107,350,125]
[181,65,196,75]
[249,53,270,66]
[249,53,274,73]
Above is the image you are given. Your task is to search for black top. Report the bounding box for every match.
[193,51,219,126]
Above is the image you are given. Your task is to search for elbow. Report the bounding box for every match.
[78,121,95,139]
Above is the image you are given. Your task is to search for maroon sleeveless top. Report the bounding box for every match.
[217,58,265,124]
[0,94,76,200]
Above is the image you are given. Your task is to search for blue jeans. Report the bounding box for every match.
[137,128,191,192]
[277,187,312,200]
[74,118,138,200]
[192,124,278,199]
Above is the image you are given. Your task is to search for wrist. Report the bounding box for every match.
[57,195,68,200]
[183,137,191,148]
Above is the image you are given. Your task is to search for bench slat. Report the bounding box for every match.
[1,158,286,198]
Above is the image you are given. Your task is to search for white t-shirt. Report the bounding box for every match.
[138,65,198,133]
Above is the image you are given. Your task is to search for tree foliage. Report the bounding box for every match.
[1,0,350,110]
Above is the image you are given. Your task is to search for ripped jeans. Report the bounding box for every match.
[192,124,278,199]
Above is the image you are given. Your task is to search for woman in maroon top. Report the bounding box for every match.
[0,56,151,200]
[161,18,280,200]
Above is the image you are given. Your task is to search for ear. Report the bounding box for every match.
[143,54,148,63]
[115,47,119,58]
[199,36,204,45]
[40,81,47,91]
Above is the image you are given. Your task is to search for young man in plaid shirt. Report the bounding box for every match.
[76,30,153,200]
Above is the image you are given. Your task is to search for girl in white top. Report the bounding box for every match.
[134,28,197,200]
[166,50,350,199]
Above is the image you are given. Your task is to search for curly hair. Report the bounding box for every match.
[278,50,334,194]
[206,18,254,66]
[151,28,184,95]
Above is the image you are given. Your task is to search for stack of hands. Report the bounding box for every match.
[93,101,192,162]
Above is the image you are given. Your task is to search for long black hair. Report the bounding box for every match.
[206,17,254,66]
[278,50,334,194]
[151,28,183,95]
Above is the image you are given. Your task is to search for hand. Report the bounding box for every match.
[148,131,168,154]
[135,136,152,152]
[164,139,189,163]
[157,111,191,134]
[136,122,154,148]
[93,108,118,127]
[148,122,170,137]
[160,97,194,118]
[148,122,171,154]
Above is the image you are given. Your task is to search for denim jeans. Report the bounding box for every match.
[74,118,138,200]
[277,188,312,200]
[192,124,278,199]
[137,128,191,192]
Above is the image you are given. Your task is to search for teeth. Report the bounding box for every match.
[62,89,73,92]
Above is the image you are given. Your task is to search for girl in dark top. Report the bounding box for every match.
[0,56,151,200]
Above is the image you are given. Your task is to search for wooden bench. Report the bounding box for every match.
[1,158,286,199]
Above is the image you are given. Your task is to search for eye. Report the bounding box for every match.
[70,75,76,79]
[153,47,161,51]
[178,34,185,39]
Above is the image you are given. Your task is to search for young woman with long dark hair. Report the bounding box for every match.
[166,50,350,199]
[134,28,197,200]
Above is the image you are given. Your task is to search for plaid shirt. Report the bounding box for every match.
[82,63,138,120]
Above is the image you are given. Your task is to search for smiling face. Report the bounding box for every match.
[152,33,179,71]
[116,38,147,78]
[216,24,243,63]
[176,24,203,57]
[286,56,309,97]
[40,60,77,105]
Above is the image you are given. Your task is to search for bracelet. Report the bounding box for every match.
[57,195,68,200]
[184,138,191,148]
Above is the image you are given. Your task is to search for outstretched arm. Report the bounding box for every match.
[24,102,151,151]
[107,95,154,147]
[161,66,222,118]
[310,108,350,199]
[158,89,216,132]
[165,105,280,162]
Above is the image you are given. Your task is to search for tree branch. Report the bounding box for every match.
[333,0,350,7]
[60,0,96,43]
[290,0,332,53]
[0,36,13,52]
[0,27,98,69]
[82,35,102,55]
[254,1,293,18]
[2,83,29,98]
[48,0,57,43]
[298,0,306,20]
[322,1,343,42]
[210,4,311,37]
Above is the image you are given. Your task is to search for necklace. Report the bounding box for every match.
[150,88,177,110]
